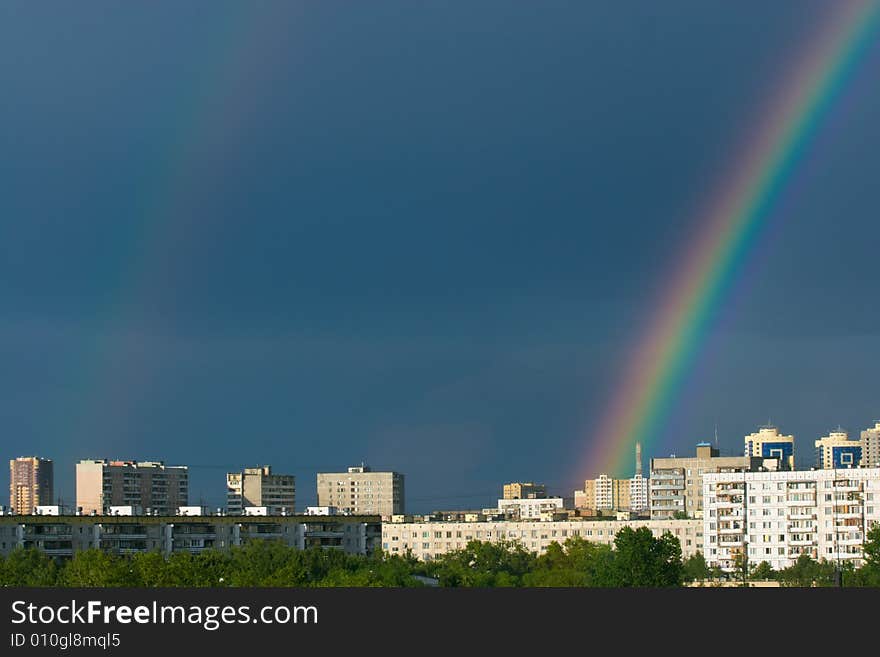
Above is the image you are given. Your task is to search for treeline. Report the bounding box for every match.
[3,525,880,587]
[683,524,880,587]
[0,526,684,588]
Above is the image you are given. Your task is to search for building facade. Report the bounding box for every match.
[0,513,381,559]
[574,474,648,514]
[226,466,295,515]
[316,465,404,517]
[76,460,188,516]
[815,430,863,469]
[496,497,565,520]
[9,457,53,514]
[502,482,547,500]
[861,422,880,469]
[382,518,702,561]
[703,468,880,572]
[744,425,795,470]
[650,444,761,520]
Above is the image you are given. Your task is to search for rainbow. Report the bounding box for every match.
[582,1,880,479]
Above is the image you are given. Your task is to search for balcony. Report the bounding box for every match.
[832,485,861,493]
[651,494,682,501]
[790,538,815,546]
[718,526,744,534]
[787,512,816,521]
[835,511,863,520]
[651,484,683,491]
[718,514,744,522]
[716,489,745,497]
[718,537,745,547]
[786,499,816,507]
[838,536,863,546]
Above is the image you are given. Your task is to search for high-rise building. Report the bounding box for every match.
[316,464,404,517]
[860,422,880,468]
[574,474,648,514]
[502,482,547,500]
[703,468,880,572]
[650,443,761,520]
[76,460,188,515]
[226,466,295,515]
[815,429,862,469]
[9,457,54,513]
[744,425,795,470]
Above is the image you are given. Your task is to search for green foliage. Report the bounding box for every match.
[682,551,710,582]
[610,527,684,587]
[428,539,537,587]
[672,511,689,520]
[776,554,840,587]
[0,547,59,586]
[749,561,776,581]
[61,549,137,587]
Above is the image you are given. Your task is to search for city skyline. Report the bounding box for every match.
[3,2,880,513]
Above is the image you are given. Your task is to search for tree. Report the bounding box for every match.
[62,549,137,587]
[672,511,689,520]
[611,527,683,587]
[749,561,775,581]
[0,548,59,586]
[682,551,710,582]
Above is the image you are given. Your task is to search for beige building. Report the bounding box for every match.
[861,422,880,468]
[502,482,547,500]
[574,474,648,514]
[382,518,702,561]
[226,466,295,515]
[0,513,381,559]
[317,464,404,517]
[9,457,53,514]
[76,460,188,515]
[650,443,761,520]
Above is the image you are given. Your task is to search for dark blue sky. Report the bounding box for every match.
[2,2,879,512]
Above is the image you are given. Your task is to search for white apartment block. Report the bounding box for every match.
[703,468,880,572]
[497,497,565,519]
[382,519,702,561]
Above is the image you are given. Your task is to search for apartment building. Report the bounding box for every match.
[815,430,862,469]
[316,464,404,517]
[9,457,53,514]
[650,443,761,520]
[226,466,295,515]
[502,482,547,500]
[0,513,381,559]
[744,425,795,470]
[703,468,880,572]
[382,518,702,561]
[496,497,565,519]
[574,474,649,514]
[861,422,880,468]
[75,460,188,516]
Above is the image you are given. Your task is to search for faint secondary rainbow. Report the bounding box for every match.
[582,1,880,478]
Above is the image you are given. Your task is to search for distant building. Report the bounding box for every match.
[316,464,404,517]
[650,443,760,520]
[496,497,565,520]
[744,425,795,470]
[815,429,862,469]
[0,514,381,559]
[502,482,547,500]
[75,460,188,516]
[226,466,295,515]
[382,518,703,561]
[9,457,53,514]
[861,422,880,468]
[574,474,648,514]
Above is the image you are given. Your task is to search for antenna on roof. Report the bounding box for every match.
[714,423,718,449]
